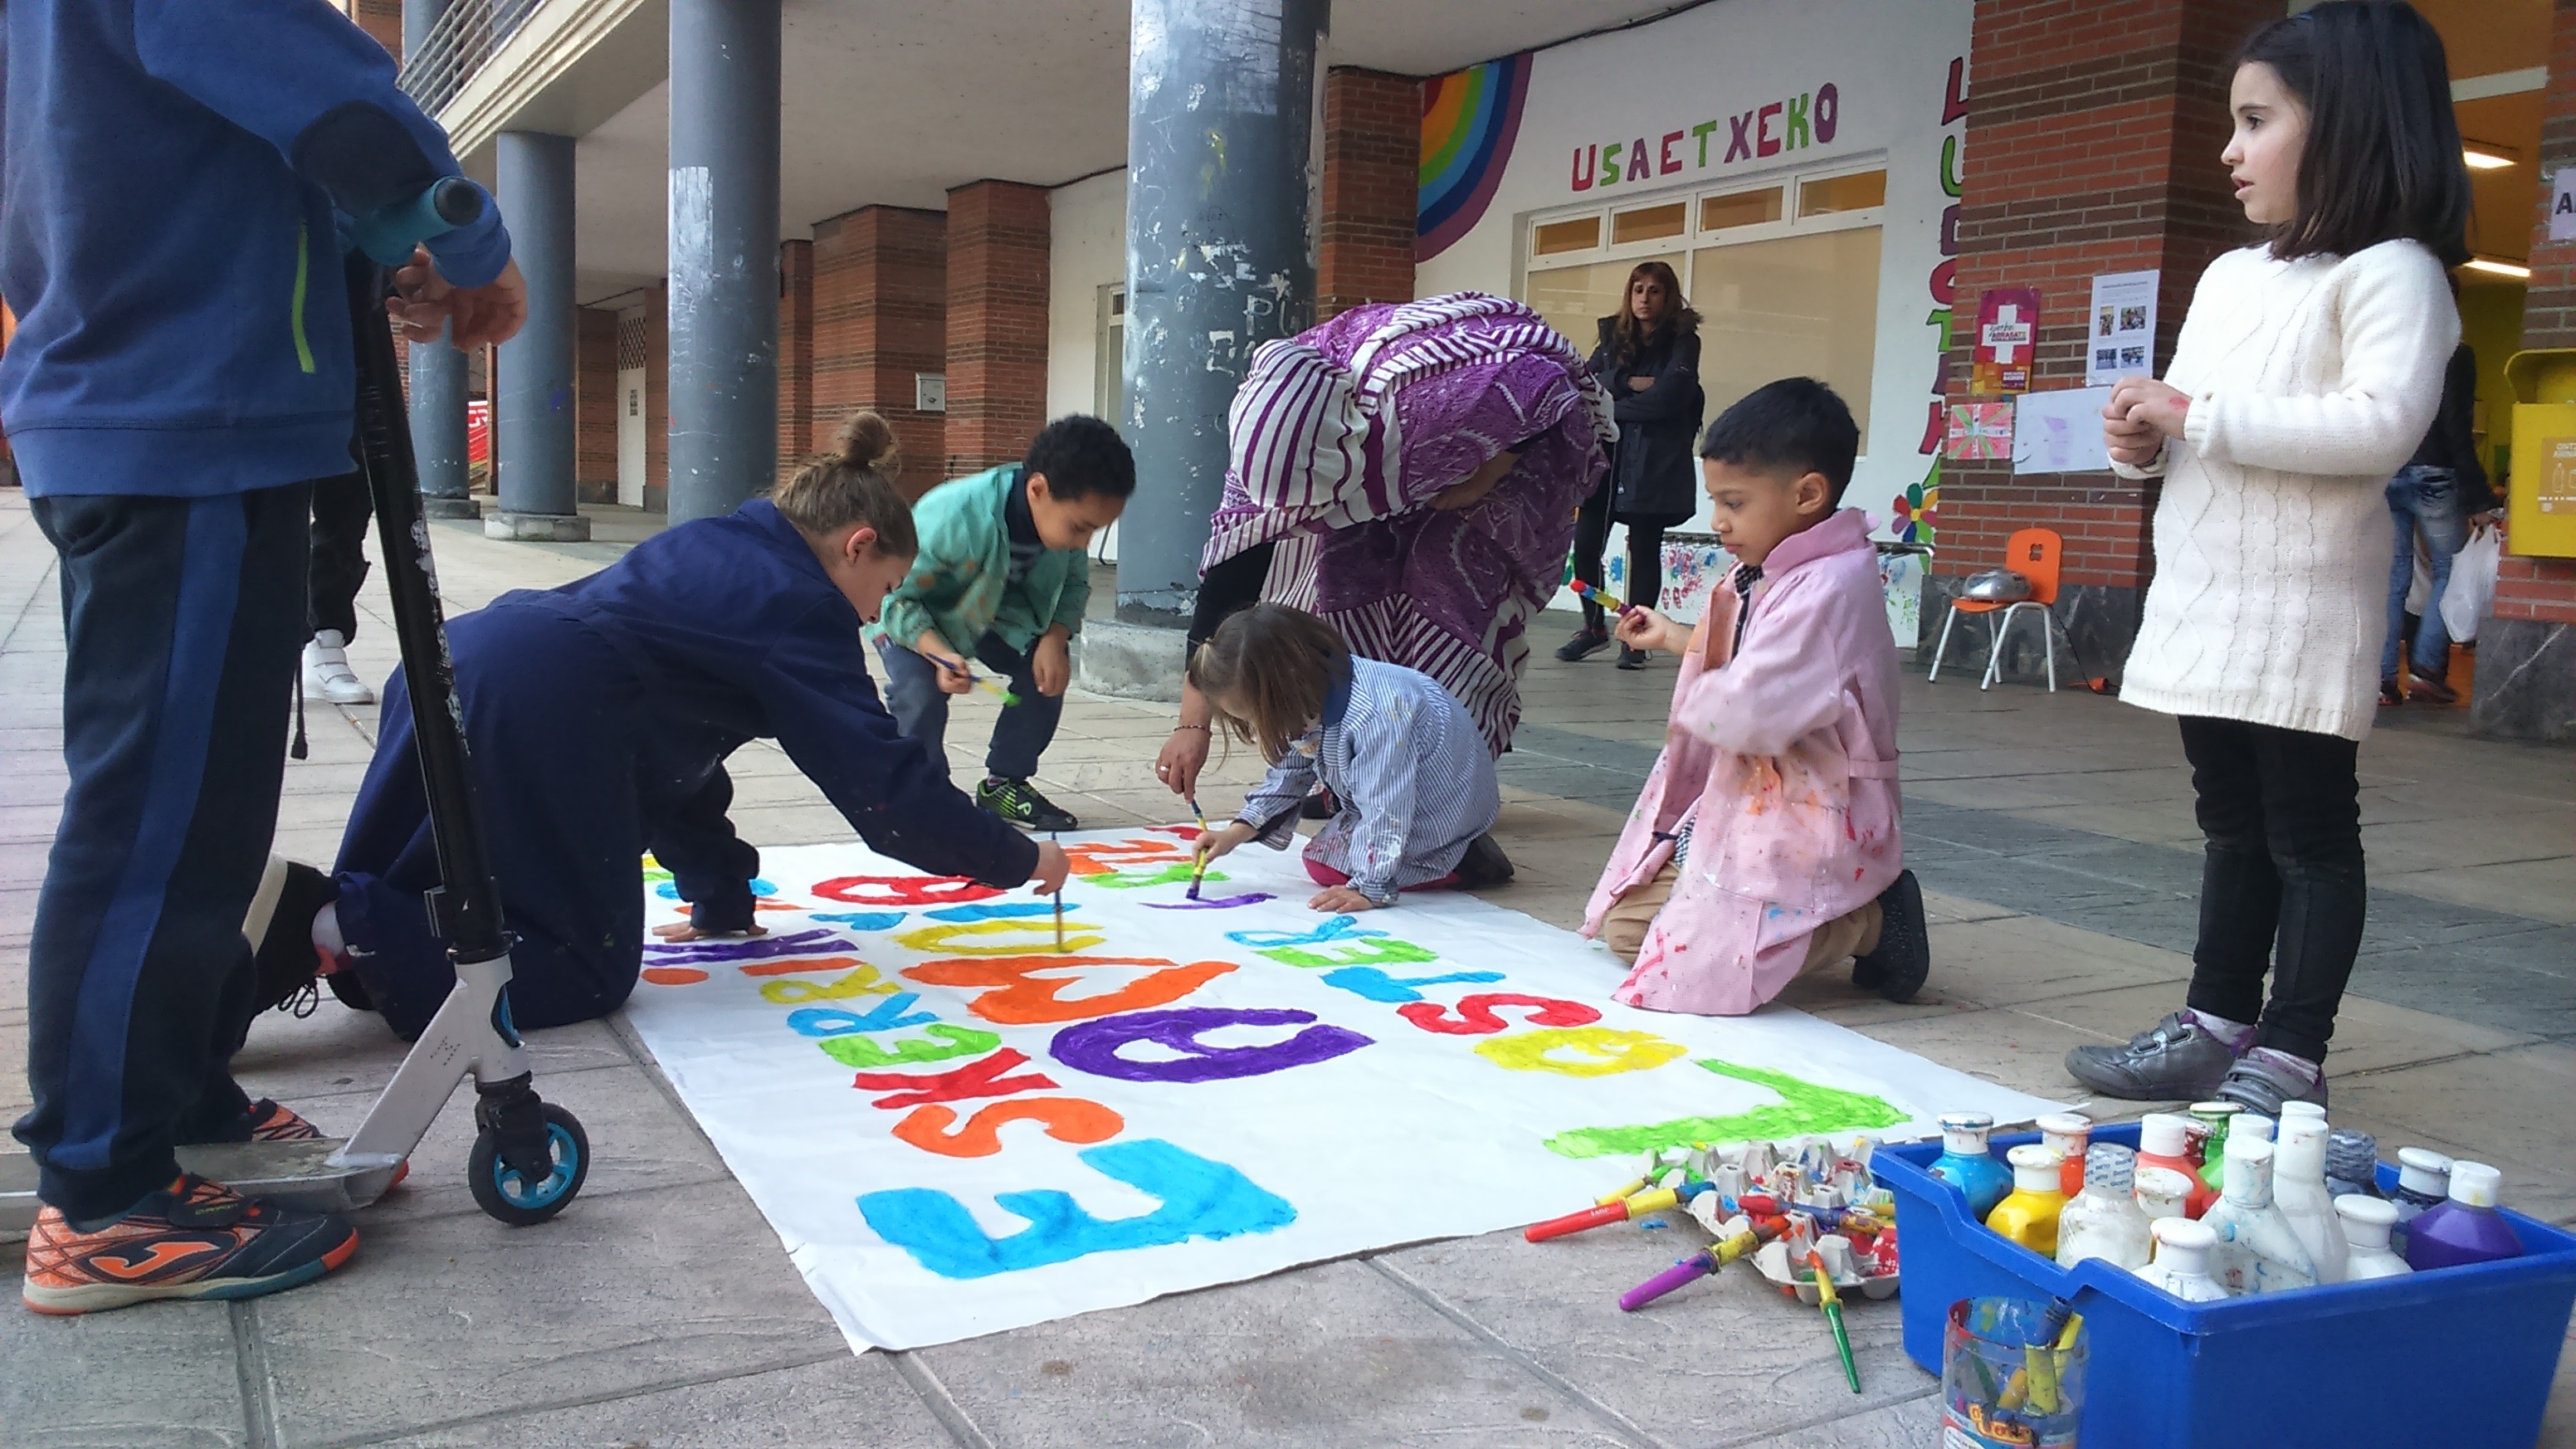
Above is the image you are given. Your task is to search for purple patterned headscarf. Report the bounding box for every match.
[1202,293,1613,756]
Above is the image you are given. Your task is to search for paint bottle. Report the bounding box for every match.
[2388,1148,2453,1254]
[1929,1113,2014,1220]
[2403,1161,2525,1271]
[2133,1165,2196,1227]
[2199,1134,2317,1295]
[2056,1144,2152,1271]
[2271,1117,2347,1285]
[2323,1129,2382,1201]
[2132,1217,2229,1303]
[2235,1114,2276,1145]
[2280,1101,2327,1130]
[2134,1114,2212,1218]
[2037,1113,2091,1198]
[2189,1101,2243,1200]
[2334,1195,2413,1282]
[1983,1145,2068,1258]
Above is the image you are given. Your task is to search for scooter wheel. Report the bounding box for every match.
[468,1102,589,1226]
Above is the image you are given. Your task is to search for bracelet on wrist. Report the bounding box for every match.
[1174,723,1211,733]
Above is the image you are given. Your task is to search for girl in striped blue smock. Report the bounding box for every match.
[1190,604,1511,913]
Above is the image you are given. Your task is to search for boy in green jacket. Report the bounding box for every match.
[870,415,1133,830]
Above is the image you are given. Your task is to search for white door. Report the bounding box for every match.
[615,308,647,508]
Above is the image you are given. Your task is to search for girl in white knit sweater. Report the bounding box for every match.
[2066,1,2470,1117]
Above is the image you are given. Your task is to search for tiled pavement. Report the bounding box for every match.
[2,489,2569,1447]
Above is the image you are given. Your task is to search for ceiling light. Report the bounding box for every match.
[2462,143,2517,171]
[2463,257,2531,280]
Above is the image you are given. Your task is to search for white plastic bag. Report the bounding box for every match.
[2442,523,2500,643]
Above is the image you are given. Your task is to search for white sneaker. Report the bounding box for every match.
[303,630,374,705]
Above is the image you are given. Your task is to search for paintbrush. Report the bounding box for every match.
[1807,1250,1861,1394]
[1185,797,1210,900]
[935,654,1022,706]
[1569,578,1635,617]
[1049,829,1066,950]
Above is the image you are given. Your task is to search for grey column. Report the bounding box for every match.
[488,131,587,541]
[666,0,781,526]
[1116,0,1329,627]
[409,331,476,517]
[401,0,452,59]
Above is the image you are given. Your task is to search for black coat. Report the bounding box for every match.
[1591,316,1705,524]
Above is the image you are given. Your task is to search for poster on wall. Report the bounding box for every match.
[2013,386,2115,475]
[1970,286,2041,395]
[2085,270,2159,386]
[2553,168,2576,243]
[1945,400,2013,461]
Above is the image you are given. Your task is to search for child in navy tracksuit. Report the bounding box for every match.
[2,0,518,1314]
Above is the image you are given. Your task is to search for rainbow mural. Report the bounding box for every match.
[1417,53,1530,262]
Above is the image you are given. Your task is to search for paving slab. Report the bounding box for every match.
[0,1290,249,1449]
[1911,914,2192,1010]
[918,1256,1639,1449]
[253,1178,848,1448]
[356,1351,950,1449]
[1378,1229,1930,1449]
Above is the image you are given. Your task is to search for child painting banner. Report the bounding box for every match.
[623,832,2058,1352]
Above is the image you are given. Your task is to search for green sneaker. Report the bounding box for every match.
[976,777,1079,832]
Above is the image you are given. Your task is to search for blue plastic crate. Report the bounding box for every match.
[1875,1121,2576,1449]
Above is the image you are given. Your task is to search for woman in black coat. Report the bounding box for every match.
[1558,261,1704,669]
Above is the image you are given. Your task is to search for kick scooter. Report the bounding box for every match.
[177,181,589,1226]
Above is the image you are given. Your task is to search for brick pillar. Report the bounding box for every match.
[944,179,1051,478]
[2475,0,2576,740]
[1930,0,2279,681]
[811,206,947,498]
[1319,68,1420,319]
[574,306,617,503]
[349,0,402,57]
[778,238,815,467]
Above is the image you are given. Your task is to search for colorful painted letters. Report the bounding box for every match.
[1050,1007,1374,1085]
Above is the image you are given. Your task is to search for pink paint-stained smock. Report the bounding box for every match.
[1582,508,1903,1015]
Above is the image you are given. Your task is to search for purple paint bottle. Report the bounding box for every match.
[2403,1161,2524,1271]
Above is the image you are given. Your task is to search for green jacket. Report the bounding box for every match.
[870,465,1090,655]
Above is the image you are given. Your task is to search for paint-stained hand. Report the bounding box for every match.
[651,920,768,944]
[1614,605,1689,657]
[1032,631,1071,697]
[1029,841,1071,895]
[1308,886,1382,914]
[2106,376,2190,445]
[1194,821,1256,870]
[388,247,528,350]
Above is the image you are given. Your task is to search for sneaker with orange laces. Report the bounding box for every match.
[21,1174,357,1315]
[243,1099,323,1143]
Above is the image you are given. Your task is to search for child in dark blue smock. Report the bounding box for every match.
[271,414,1071,1041]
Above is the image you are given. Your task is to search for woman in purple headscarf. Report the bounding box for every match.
[1153,293,1613,818]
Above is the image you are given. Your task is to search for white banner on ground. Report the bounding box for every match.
[622,830,2060,1352]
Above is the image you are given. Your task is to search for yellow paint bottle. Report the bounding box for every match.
[1984,1144,2068,1257]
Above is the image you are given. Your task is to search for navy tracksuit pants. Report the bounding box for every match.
[17,483,310,1221]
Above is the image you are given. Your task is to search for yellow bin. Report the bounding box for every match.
[2505,349,2576,559]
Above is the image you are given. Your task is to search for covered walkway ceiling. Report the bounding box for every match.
[546,0,1689,300]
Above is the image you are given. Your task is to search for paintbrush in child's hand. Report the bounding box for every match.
[1569,578,1634,617]
[1184,797,1211,900]
[1050,830,1066,950]
[936,654,1022,707]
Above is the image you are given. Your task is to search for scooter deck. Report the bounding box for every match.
[0,1141,402,1238]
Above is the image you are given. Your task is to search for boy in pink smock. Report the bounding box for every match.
[1582,378,1929,1016]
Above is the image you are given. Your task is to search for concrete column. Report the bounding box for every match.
[401,0,451,60]
[666,0,782,525]
[409,332,477,517]
[488,131,587,540]
[1115,0,1329,629]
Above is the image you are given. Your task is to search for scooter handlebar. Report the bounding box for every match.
[348,176,488,268]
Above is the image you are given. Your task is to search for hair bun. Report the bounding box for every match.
[835,410,899,473]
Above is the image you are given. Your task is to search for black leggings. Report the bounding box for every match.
[1569,481,1668,628]
[2178,716,2366,1064]
[308,469,373,642]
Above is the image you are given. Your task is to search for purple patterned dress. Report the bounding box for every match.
[1201,293,1613,755]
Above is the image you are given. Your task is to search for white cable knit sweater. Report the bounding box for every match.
[2116,240,2458,741]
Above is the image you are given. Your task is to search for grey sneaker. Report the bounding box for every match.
[2213,1054,2329,1116]
[2063,1011,2240,1101]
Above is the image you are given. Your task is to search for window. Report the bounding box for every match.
[1096,285,1125,423]
[1521,158,1887,437]
[1611,202,1688,245]
[1700,187,1784,233]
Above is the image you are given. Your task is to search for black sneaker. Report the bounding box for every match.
[1555,628,1612,662]
[22,1173,358,1315]
[1615,646,1650,671]
[1851,869,1929,1002]
[977,777,1079,832]
[1300,788,1339,821]
[1453,832,1515,887]
[245,856,340,1014]
[2063,1011,2240,1101]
